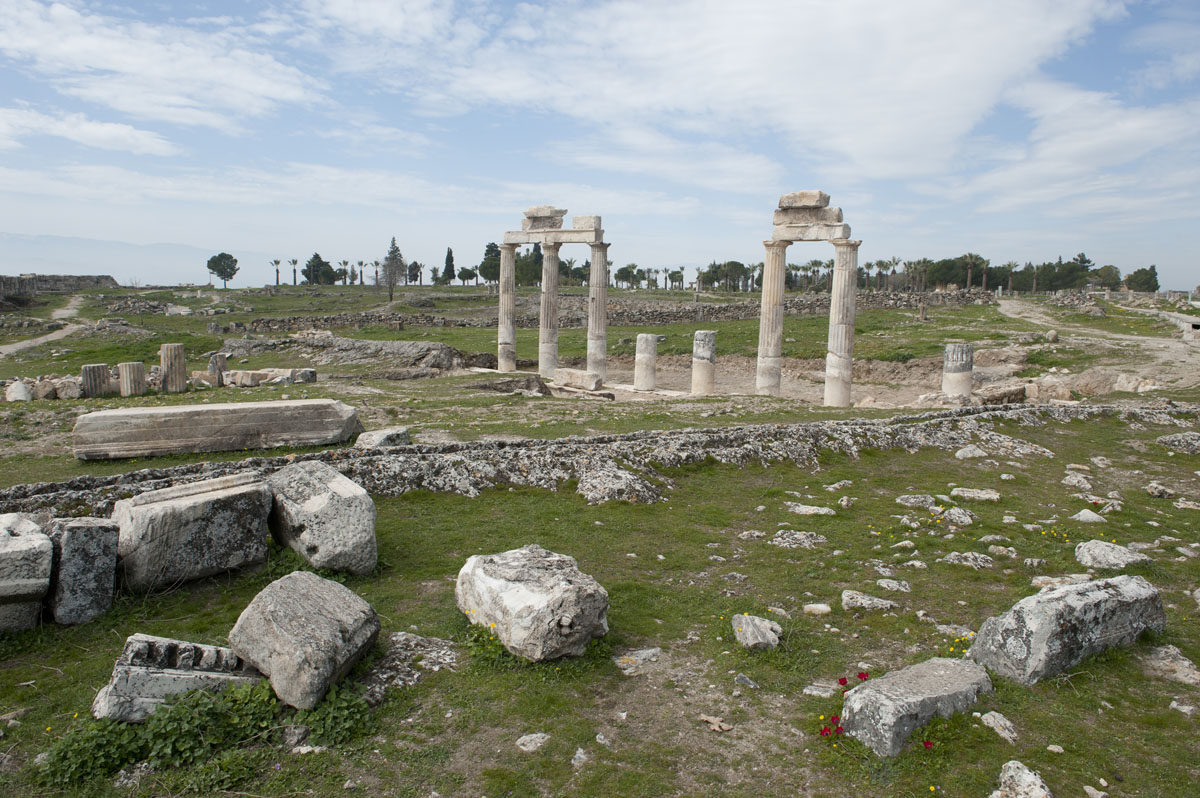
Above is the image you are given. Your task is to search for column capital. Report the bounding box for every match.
[590,241,609,252]
[763,240,791,250]
[498,243,519,253]
[542,241,563,254]
[831,239,862,250]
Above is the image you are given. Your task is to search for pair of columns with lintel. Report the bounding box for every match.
[755,238,861,407]
[496,241,610,380]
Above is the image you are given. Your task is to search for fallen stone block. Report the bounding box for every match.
[46,517,119,625]
[354,427,412,448]
[937,551,994,569]
[1075,539,1151,570]
[73,398,364,460]
[5,381,31,402]
[456,544,609,661]
[268,461,377,575]
[112,473,272,593]
[229,571,380,710]
[731,614,782,650]
[842,590,898,611]
[989,760,1053,798]
[553,368,602,391]
[950,487,1000,501]
[225,369,271,387]
[841,657,992,756]
[0,514,52,630]
[967,575,1165,685]
[91,634,262,722]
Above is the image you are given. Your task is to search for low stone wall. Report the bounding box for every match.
[236,290,992,334]
[0,273,119,297]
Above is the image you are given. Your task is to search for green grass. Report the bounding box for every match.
[2,410,1198,795]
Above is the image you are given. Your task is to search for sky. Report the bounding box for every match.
[0,0,1198,289]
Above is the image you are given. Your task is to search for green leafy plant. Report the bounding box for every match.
[294,682,375,745]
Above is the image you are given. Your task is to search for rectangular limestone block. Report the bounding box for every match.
[92,633,263,722]
[72,398,364,460]
[771,223,852,242]
[112,473,273,593]
[1,515,52,629]
[772,206,844,225]
[572,215,601,230]
[47,517,119,625]
[778,190,830,209]
[503,229,604,246]
[523,205,567,219]
[225,369,271,387]
[554,368,603,391]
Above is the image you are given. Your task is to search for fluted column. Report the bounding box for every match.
[587,242,610,380]
[160,343,187,393]
[538,242,562,379]
[755,240,790,395]
[80,364,111,398]
[497,243,518,372]
[941,343,974,398]
[824,239,861,407]
[118,362,145,397]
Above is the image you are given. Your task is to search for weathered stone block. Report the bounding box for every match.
[731,613,781,650]
[554,368,602,391]
[112,473,272,593]
[267,461,377,575]
[46,517,119,625]
[0,514,52,630]
[842,657,992,756]
[229,571,380,709]
[572,215,601,230]
[967,575,1165,685]
[354,427,412,448]
[778,190,830,209]
[5,381,31,402]
[73,399,364,460]
[1074,539,1151,569]
[771,206,843,225]
[455,544,609,661]
[989,761,1053,798]
[771,223,852,242]
[91,634,262,722]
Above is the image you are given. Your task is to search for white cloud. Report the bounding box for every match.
[0,0,322,131]
[0,107,179,154]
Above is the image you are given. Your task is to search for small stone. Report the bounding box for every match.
[1069,509,1107,523]
[876,579,910,592]
[937,551,994,570]
[731,614,782,650]
[841,590,899,611]
[571,747,589,767]
[517,732,549,752]
[734,673,759,689]
[783,502,835,516]
[955,445,988,459]
[1145,481,1175,499]
[981,711,1018,744]
[1047,744,1064,754]
[988,761,1052,798]
[803,603,831,615]
[950,487,1000,502]
[1083,786,1109,798]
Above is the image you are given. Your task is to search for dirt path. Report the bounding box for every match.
[0,295,86,356]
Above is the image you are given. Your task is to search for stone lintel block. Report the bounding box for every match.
[267,461,377,575]
[772,207,844,225]
[91,633,262,722]
[229,571,380,709]
[522,216,565,231]
[771,223,852,242]
[1,516,52,629]
[778,190,830,209]
[503,230,604,246]
[46,517,119,625]
[967,575,1165,685]
[523,205,567,219]
[572,215,601,230]
[554,368,603,391]
[842,657,993,756]
[112,473,272,593]
[73,399,363,460]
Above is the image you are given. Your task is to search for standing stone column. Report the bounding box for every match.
[755,240,790,396]
[160,343,187,394]
[80,364,111,398]
[587,242,610,380]
[208,353,227,387]
[634,334,657,391]
[691,330,716,396]
[118,362,145,397]
[497,244,518,372]
[538,243,562,379]
[824,239,861,407]
[941,343,974,398]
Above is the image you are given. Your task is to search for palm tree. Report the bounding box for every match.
[338,260,351,285]
[271,259,281,286]
[886,256,902,291]
[963,252,985,290]
[289,258,298,286]
[356,260,366,286]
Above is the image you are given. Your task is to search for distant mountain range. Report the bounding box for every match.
[0,232,271,287]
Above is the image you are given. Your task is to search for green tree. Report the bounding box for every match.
[382,238,404,301]
[1095,264,1122,289]
[457,267,477,285]
[478,242,501,283]
[1126,265,1159,292]
[206,252,239,288]
[407,259,421,285]
[271,259,281,286]
[515,244,541,286]
[338,259,351,285]
[302,252,334,285]
[349,263,358,285]
[441,248,455,285]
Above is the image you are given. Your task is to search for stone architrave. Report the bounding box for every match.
[539,242,562,379]
[0,514,52,631]
[841,657,993,756]
[634,334,657,391]
[588,241,610,380]
[967,575,1165,685]
[229,570,381,709]
[497,243,518,372]
[756,240,790,395]
[118,362,146,397]
[46,517,119,625]
[160,343,187,394]
[455,544,609,661]
[825,239,861,407]
[691,330,716,396]
[72,398,363,460]
[942,343,974,398]
[91,634,263,722]
[112,473,273,593]
[267,461,377,575]
[80,363,112,398]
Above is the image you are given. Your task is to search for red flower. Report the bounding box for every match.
[820,726,832,737]
[838,677,848,686]
[842,689,849,694]
[923,740,933,749]
[831,715,840,724]
[857,672,869,681]
[835,726,844,735]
